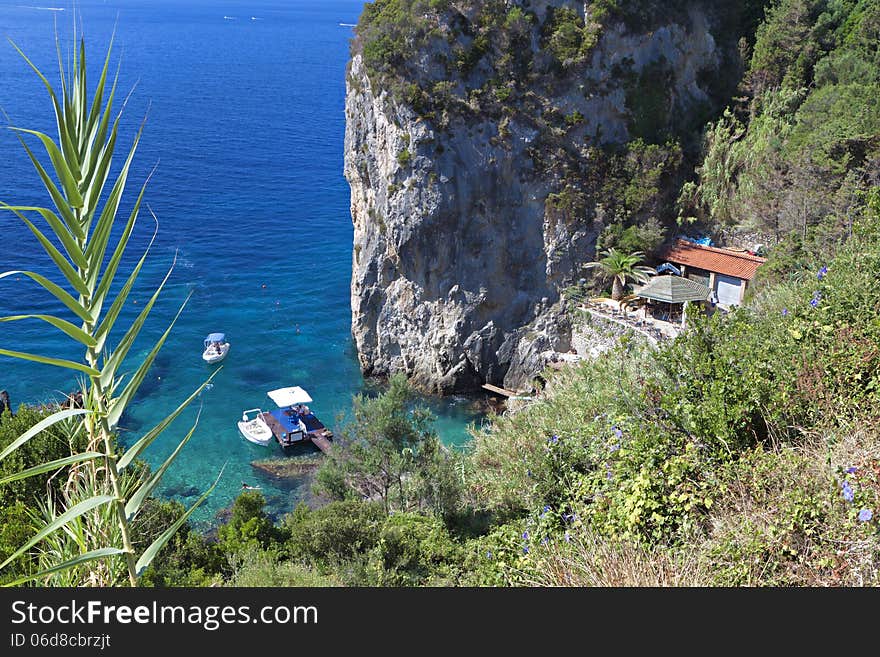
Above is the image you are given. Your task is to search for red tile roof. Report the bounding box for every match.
[662,239,767,281]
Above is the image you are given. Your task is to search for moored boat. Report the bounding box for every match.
[202,332,230,364]
[237,408,273,446]
[237,386,333,450]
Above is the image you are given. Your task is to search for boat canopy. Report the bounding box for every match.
[205,332,226,343]
[267,386,313,407]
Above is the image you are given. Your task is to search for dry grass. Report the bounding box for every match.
[518,531,712,587]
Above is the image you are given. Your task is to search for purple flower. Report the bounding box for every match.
[522,545,530,555]
[605,464,614,480]
[817,265,828,280]
[846,466,857,474]
[809,297,819,308]
[486,551,492,558]
[540,536,549,546]
[842,482,854,502]
[564,532,571,542]
[858,509,873,522]
[526,469,532,478]
[781,308,788,316]
[548,434,559,445]
[522,531,529,541]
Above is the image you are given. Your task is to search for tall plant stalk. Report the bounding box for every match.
[0,25,220,586]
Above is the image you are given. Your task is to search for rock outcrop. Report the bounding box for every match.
[345,1,739,393]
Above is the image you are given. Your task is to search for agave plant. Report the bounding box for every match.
[0,28,220,586]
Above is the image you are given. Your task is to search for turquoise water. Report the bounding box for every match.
[0,1,485,527]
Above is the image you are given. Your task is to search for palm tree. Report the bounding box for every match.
[584,248,655,301]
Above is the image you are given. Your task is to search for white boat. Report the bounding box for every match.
[237,386,334,448]
[202,332,230,364]
[237,408,273,446]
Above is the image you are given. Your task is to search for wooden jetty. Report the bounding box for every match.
[482,383,520,398]
[310,432,333,455]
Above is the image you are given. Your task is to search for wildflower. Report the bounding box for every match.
[842,481,854,502]
[548,434,559,445]
[613,426,623,439]
[486,551,492,559]
[809,297,819,308]
[522,545,530,555]
[858,509,873,522]
[781,308,788,316]
[526,469,532,478]
[845,466,857,474]
[817,265,828,280]
[540,537,549,546]
[610,442,620,453]
[522,531,529,541]
[564,532,571,542]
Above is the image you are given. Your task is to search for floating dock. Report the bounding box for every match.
[260,410,334,453]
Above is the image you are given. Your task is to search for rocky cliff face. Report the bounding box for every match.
[345,1,738,393]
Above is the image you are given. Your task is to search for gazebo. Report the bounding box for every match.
[632,275,711,327]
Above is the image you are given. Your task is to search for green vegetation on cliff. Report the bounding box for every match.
[680,0,880,282]
[352,0,768,277]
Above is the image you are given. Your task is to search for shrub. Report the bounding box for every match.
[367,512,463,586]
[217,492,287,556]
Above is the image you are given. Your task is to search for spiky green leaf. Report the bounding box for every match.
[135,467,224,576]
[0,408,89,462]
[125,408,202,520]
[0,314,96,347]
[0,348,98,376]
[118,371,218,469]
[0,204,87,270]
[0,270,92,324]
[10,128,83,208]
[0,451,104,485]
[3,548,125,587]
[0,495,115,571]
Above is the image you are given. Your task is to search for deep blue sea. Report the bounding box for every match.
[0,0,485,527]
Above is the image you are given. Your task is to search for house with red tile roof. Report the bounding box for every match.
[660,239,767,307]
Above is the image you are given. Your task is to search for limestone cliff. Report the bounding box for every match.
[345,1,746,393]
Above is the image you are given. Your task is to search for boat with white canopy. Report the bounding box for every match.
[237,386,334,450]
[202,332,230,364]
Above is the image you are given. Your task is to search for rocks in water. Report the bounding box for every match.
[162,483,200,498]
[250,457,322,483]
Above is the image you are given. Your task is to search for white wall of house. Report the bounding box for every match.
[715,274,744,306]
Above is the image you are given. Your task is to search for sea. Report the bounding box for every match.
[0,0,487,527]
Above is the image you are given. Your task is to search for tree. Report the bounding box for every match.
[0,27,218,586]
[314,374,462,515]
[584,248,655,300]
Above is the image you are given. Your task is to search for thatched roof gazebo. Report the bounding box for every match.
[633,275,711,327]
